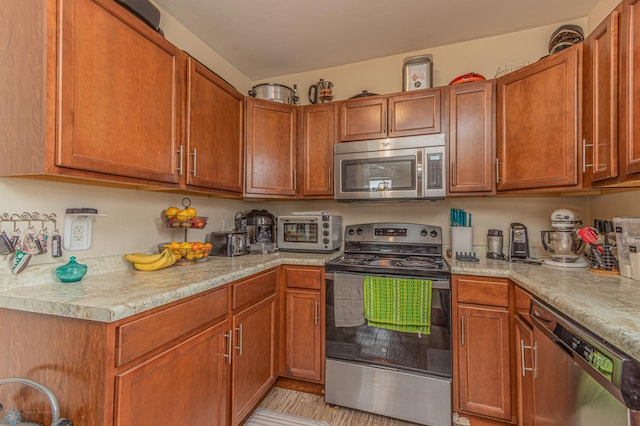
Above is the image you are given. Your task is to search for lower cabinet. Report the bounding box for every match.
[114,320,230,426]
[230,269,278,425]
[230,296,277,425]
[453,275,514,424]
[282,265,325,382]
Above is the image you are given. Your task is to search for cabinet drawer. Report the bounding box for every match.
[456,276,509,307]
[116,287,228,366]
[232,269,277,310]
[285,266,323,290]
[514,285,532,324]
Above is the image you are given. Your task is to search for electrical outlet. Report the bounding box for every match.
[73,223,86,241]
[63,215,93,251]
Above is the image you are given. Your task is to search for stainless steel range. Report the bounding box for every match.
[325,223,451,426]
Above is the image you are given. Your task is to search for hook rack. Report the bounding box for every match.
[0,212,59,259]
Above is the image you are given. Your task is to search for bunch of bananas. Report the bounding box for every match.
[124,249,178,271]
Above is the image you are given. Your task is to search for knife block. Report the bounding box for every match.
[451,226,473,255]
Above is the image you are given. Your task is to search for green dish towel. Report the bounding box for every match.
[363,276,432,335]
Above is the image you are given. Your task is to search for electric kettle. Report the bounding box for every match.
[308,79,333,104]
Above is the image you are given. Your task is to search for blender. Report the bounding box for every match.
[540,208,588,267]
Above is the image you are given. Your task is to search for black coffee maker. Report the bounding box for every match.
[235,209,275,245]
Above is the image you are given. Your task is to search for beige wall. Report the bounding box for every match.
[254,19,586,104]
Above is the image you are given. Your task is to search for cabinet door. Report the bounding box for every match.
[245,98,297,197]
[115,321,230,426]
[448,81,495,194]
[583,8,620,183]
[515,316,535,426]
[496,45,581,191]
[231,295,277,425]
[58,0,182,183]
[185,58,243,194]
[388,88,442,137]
[456,304,512,421]
[339,97,387,141]
[620,0,640,177]
[300,103,337,198]
[286,289,322,382]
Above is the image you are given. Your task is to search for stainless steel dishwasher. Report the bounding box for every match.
[530,299,640,426]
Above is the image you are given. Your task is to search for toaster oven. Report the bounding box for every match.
[277,214,342,253]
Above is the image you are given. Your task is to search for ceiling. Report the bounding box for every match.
[153,0,600,81]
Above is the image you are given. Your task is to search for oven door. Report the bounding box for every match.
[325,271,451,376]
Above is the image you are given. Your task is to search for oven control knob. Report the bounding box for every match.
[323,238,330,244]
[323,230,329,237]
[430,229,438,238]
[348,228,355,235]
[421,229,428,237]
[323,223,329,229]
[356,228,363,235]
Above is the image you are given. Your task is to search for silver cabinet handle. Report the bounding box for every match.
[451,161,457,187]
[533,341,538,378]
[191,147,197,177]
[176,145,183,176]
[495,157,500,184]
[224,330,232,364]
[293,170,297,191]
[314,299,319,326]
[235,323,243,356]
[461,315,465,346]
[520,339,534,376]
[582,138,594,173]
[328,167,332,191]
[389,109,394,132]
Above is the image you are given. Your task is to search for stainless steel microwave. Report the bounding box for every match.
[334,134,446,201]
[277,214,342,253]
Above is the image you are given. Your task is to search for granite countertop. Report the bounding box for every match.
[0,251,340,323]
[448,257,640,361]
[1,251,639,362]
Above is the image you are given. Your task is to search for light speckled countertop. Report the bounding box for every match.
[448,257,640,361]
[1,252,639,362]
[0,252,340,323]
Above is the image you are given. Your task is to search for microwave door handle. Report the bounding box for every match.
[417,149,424,198]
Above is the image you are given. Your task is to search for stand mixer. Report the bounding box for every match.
[540,208,589,268]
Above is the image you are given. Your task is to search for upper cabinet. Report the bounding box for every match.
[583,6,621,184]
[184,57,244,195]
[339,89,442,141]
[299,103,338,198]
[619,0,640,179]
[496,45,582,192]
[0,0,184,186]
[244,98,297,198]
[447,80,495,195]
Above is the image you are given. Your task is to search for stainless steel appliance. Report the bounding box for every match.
[308,79,334,104]
[248,83,299,104]
[277,213,342,253]
[206,231,249,257]
[334,134,446,201]
[325,222,451,426]
[240,209,276,245]
[530,299,640,425]
[541,208,588,268]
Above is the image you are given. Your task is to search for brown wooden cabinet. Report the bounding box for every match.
[0,0,184,187]
[339,89,442,141]
[299,103,338,198]
[230,269,278,425]
[619,0,640,179]
[184,57,244,195]
[115,321,230,426]
[282,266,325,382]
[453,275,514,423]
[496,45,582,192]
[448,80,496,194]
[245,98,297,198]
[583,6,621,185]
